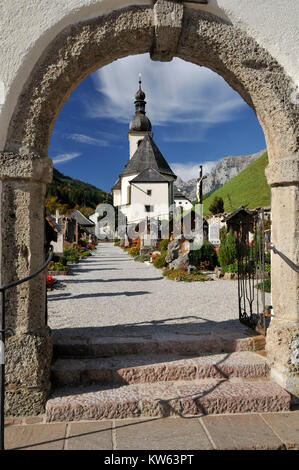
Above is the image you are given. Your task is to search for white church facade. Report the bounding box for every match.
[112,78,177,227]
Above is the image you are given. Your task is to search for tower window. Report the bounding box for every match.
[145,205,154,213]
[137,140,142,147]
[147,190,152,196]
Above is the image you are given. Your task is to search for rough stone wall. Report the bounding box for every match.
[0,153,53,414]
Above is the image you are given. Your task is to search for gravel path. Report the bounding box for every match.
[48,243,270,335]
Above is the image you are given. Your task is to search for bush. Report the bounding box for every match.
[189,242,218,269]
[265,263,271,273]
[158,239,169,252]
[53,263,66,271]
[128,246,139,257]
[217,227,237,267]
[221,263,238,273]
[58,257,68,266]
[256,278,271,293]
[134,254,151,263]
[64,245,77,257]
[80,250,91,257]
[66,255,79,263]
[153,251,167,269]
[209,196,224,215]
[162,268,209,282]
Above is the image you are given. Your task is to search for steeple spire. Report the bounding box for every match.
[134,73,146,115]
[129,73,152,136]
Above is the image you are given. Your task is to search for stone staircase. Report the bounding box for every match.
[46,328,291,422]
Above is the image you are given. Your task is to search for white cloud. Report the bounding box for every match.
[87,54,246,131]
[170,160,217,182]
[66,133,110,147]
[52,152,82,164]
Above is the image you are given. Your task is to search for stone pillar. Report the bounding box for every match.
[0,152,53,415]
[265,156,299,399]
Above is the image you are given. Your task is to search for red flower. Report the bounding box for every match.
[46,275,54,287]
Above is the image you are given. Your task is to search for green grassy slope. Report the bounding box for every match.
[203,152,270,215]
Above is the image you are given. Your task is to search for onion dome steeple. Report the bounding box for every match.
[129,74,152,132]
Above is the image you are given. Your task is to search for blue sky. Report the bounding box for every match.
[49,54,266,193]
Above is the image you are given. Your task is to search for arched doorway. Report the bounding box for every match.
[1,2,298,415]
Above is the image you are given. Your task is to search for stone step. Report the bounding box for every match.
[45,379,291,422]
[53,329,265,359]
[51,352,270,387]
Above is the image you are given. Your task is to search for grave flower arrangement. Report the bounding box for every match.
[46,275,54,288]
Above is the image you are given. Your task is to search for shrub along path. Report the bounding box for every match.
[48,242,270,335]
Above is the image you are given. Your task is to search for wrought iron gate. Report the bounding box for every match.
[237,208,270,335]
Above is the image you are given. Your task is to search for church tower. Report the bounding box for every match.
[128,74,153,159]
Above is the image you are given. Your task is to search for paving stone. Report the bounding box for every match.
[65,421,113,450]
[262,412,299,449]
[201,414,285,450]
[115,418,213,450]
[5,423,66,450]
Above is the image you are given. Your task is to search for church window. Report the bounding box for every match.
[147,190,152,196]
[145,205,154,212]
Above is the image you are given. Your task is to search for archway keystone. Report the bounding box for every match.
[151,0,184,62]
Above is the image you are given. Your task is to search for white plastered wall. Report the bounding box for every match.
[122,181,170,223]
[0,0,298,151]
[175,198,193,210]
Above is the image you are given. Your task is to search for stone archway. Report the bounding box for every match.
[1,1,298,415]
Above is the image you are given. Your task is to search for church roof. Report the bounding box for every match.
[120,134,176,178]
[130,113,152,132]
[130,168,172,184]
[112,178,121,191]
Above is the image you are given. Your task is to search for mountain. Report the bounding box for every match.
[175,149,266,201]
[203,151,270,215]
[46,168,112,216]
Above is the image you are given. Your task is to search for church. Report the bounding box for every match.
[112,77,177,227]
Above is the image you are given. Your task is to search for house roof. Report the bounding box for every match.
[130,168,171,184]
[221,206,256,223]
[120,134,176,178]
[70,210,95,227]
[174,188,192,202]
[45,210,61,233]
